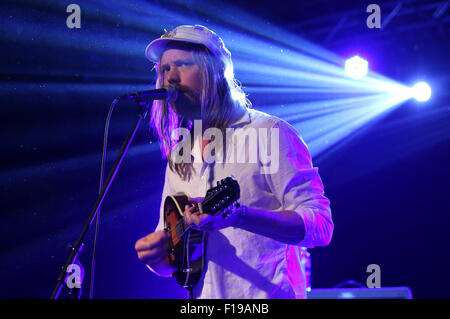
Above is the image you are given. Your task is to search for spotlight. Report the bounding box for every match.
[411,82,431,102]
[345,55,369,79]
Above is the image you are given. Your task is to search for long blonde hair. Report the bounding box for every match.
[150,43,251,180]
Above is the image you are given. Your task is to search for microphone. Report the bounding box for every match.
[117,85,178,102]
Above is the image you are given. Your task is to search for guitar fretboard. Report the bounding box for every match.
[174,218,189,238]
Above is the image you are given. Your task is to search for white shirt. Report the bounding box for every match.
[155,108,333,299]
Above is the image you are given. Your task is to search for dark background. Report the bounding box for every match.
[1,0,449,298]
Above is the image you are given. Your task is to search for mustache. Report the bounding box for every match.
[170,84,201,98]
[170,86,200,105]
[167,86,200,114]
[170,84,191,94]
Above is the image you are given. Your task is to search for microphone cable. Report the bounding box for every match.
[89,97,119,299]
[88,84,173,298]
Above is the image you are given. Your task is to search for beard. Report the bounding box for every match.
[169,85,201,120]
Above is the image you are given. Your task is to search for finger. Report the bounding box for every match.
[184,204,195,216]
[136,240,169,262]
[183,205,192,223]
[135,232,167,251]
[183,205,194,224]
[184,203,197,214]
[138,250,167,265]
[135,238,155,251]
[184,205,201,228]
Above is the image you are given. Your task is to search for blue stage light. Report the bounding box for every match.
[411,82,431,102]
[345,55,369,79]
[2,0,417,161]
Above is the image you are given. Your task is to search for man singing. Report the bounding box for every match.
[135,25,333,299]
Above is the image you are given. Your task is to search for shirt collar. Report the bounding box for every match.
[190,107,251,162]
[229,107,251,128]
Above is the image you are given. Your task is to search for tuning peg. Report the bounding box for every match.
[222,208,230,218]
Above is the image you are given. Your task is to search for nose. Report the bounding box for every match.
[165,66,180,86]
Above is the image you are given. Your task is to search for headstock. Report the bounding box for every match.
[201,176,240,216]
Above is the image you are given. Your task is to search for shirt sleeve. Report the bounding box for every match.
[263,120,334,248]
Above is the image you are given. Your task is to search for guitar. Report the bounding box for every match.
[164,176,240,289]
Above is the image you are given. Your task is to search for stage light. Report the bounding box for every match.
[2,0,416,161]
[411,82,431,102]
[345,55,369,79]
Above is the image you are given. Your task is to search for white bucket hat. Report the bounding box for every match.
[145,25,232,67]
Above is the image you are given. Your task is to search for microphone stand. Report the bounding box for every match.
[50,99,151,299]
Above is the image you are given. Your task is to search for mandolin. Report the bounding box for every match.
[164,176,240,289]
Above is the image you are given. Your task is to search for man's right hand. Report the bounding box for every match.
[134,230,175,277]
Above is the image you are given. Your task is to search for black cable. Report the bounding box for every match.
[89,99,118,299]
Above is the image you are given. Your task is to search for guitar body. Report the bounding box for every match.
[164,195,205,288]
[163,177,240,290]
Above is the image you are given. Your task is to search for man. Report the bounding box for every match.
[135,25,333,299]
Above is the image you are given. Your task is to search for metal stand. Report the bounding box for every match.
[50,99,150,299]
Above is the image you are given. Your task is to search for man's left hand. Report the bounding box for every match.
[183,197,239,231]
